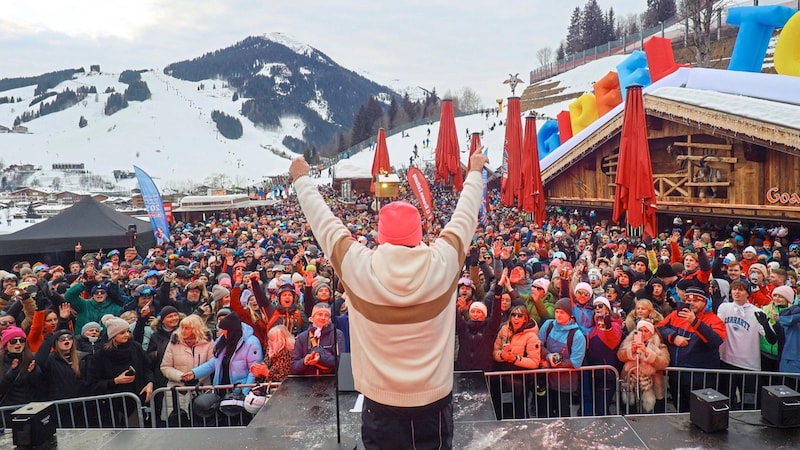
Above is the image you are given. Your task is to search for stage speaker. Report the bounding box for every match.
[690,388,729,433]
[761,385,800,428]
[11,402,57,447]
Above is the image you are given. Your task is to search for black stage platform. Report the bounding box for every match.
[2,373,798,449]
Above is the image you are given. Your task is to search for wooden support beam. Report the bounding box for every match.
[685,181,730,187]
[675,155,738,163]
[672,142,732,150]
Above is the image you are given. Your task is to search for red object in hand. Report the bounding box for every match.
[250,363,269,379]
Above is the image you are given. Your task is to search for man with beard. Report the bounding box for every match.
[658,286,726,411]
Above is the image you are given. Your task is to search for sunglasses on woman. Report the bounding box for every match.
[8,337,26,345]
[510,312,526,318]
[57,335,75,342]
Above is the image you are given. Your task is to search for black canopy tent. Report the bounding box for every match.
[0,196,155,267]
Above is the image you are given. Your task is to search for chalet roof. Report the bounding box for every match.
[541,67,800,183]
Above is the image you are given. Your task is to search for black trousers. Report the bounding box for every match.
[362,393,453,450]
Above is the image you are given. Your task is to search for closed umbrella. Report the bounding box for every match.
[612,84,657,238]
[521,114,546,226]
[370,128,391,193]
[434,99,464,191]
[501,97,523,207]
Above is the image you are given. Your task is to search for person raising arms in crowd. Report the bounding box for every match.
[289,152,487,449]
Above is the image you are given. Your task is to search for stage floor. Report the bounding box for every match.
[2,373,798,449]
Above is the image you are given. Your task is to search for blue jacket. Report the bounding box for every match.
[192,323,263,393]
[778,305,800,373]
[538,319,586,369]
[291,323,345,375]
[572,301,595,337]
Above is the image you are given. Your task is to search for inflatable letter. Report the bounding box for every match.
[774,10,800,76]
[644,37,680,82]
[537,120,560,157]
[569,93,599,135]
[616,51,651,100]
[726,5,796,72]
[557,110,573,144]
[594,71,622,116]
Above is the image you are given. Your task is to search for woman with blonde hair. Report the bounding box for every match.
[251,324,295,383]
[623,299,664,337]
[160,314,214,420]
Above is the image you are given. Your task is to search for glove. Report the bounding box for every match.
[754,310,770,326]
[467,246,478,267]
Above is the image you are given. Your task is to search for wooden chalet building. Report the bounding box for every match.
[540,68,800,232]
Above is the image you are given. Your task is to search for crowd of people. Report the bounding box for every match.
[1,176,799,425]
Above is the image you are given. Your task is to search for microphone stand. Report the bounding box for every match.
[322,264,355,449]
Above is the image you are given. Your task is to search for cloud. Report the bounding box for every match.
[1,0,644,102]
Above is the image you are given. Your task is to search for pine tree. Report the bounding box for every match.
[581,0,606,50]
[556,42,566,61]
[606,7,617,42]
[566,7,583,54]
[645,0,677,29]
[387,96,399,129]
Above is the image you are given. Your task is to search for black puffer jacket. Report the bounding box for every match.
[34,333,90,400]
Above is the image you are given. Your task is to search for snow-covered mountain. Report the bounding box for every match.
[0,33,406,190]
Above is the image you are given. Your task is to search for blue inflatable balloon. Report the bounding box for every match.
[616,51,651,100]
[537,120,560,157]
[726,5,796,72]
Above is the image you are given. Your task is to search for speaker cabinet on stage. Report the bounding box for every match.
[761,385,800,428]
[690,388,729,433]
[11,402,57,447]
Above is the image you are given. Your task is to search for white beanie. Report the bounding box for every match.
[743,246,757,255]
[291,272,304,284]
[593,296,611,311]
[636,320,655,334]
[574,282,592,295]
[101,314,130,340]
[469,301,488,317]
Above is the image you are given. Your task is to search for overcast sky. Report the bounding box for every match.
[0,0,645,104]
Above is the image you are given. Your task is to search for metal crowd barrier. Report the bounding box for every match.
[485,365,621,420]
[485,365,800,420]
[0,392,143,429]
[149,382,280,429]
[655,367,800,415]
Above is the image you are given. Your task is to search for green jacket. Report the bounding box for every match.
[65,282,124,333]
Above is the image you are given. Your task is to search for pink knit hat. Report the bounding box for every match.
[773,285,795,303]
[377,201,421,247]
[1,326,27,348]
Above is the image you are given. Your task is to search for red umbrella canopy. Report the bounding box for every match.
[521,114,546,226]
[612,84,658,238]
[434,100,464,191]
[469,132,482,158]
[370,128,391,193]
[501,97,523,207]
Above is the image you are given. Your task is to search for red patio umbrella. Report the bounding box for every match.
[612,84,658,238]
[469,132,482,158]
[434,99,464,191]
[370,128,391,193]
[501,97,523,207]
[521,114,546,226]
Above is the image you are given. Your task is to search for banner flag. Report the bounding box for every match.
[134,166,171,246]
[407,166,434,222]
